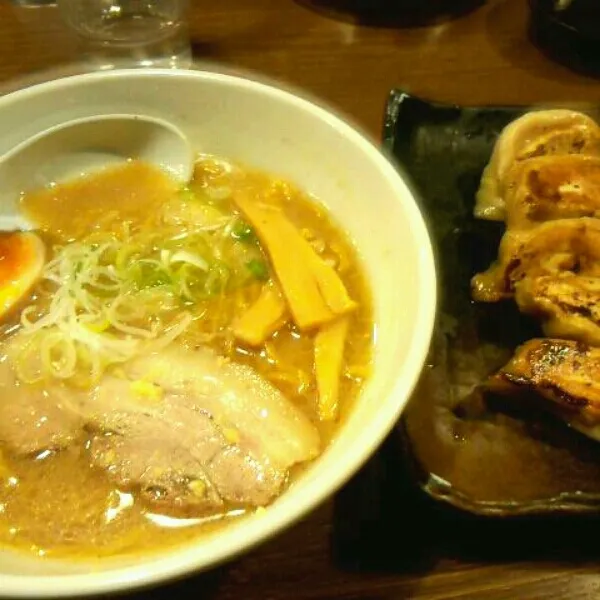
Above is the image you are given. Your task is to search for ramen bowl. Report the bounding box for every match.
[0,68,436,598]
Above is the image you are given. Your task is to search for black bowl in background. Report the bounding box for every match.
[528,0,600,75]
[297,0,484,27]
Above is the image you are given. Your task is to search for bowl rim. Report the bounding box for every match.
[0,67,437,598]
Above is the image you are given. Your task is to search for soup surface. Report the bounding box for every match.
[0,157,372,558]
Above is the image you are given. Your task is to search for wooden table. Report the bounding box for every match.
[2,1,600,598]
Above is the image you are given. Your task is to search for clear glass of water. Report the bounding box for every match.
[57,0,192,70]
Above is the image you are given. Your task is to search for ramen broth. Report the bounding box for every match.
[0,157,372,558]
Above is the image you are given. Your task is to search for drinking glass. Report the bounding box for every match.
[57,0,192,70]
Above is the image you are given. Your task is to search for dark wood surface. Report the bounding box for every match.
[3,1,600,598]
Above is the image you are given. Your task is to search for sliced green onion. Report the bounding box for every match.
[246,259,269,281]
[231,219,256,243]
[16,190,273,385]
[169,250,209,271]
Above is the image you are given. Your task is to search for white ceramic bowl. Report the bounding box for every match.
[0,68,436,598]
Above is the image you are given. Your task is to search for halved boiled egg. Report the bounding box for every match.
[0,232,45,320]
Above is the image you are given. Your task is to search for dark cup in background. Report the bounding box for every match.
[9,1,56,6]
[298,0,484,27]
[529,0,600,75]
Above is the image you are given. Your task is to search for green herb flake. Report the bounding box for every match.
[231,219,257,243]
[246,259,269,281]
[178,187,199,203]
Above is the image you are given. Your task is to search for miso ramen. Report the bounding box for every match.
[0,157,372,558]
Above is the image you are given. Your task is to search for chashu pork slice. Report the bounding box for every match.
[475,110,600,221]
[120,346,320,470]
[0,338,84,455]
[488,338,600,442]
[86,345,321,515]
[503,154,600,230]
[86,377,288,514]
[0,335,320,515]
[471,218,600,302]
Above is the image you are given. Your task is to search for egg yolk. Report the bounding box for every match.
[0,232,45,317]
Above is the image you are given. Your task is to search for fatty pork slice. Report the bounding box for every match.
[86,345,321,515]
[122,345,321,470]
[475,110,600,221]
[0,342,83,455]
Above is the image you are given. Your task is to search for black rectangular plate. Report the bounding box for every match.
[383,90,600,517]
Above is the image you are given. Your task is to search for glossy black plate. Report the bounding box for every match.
[383,90,600,516]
